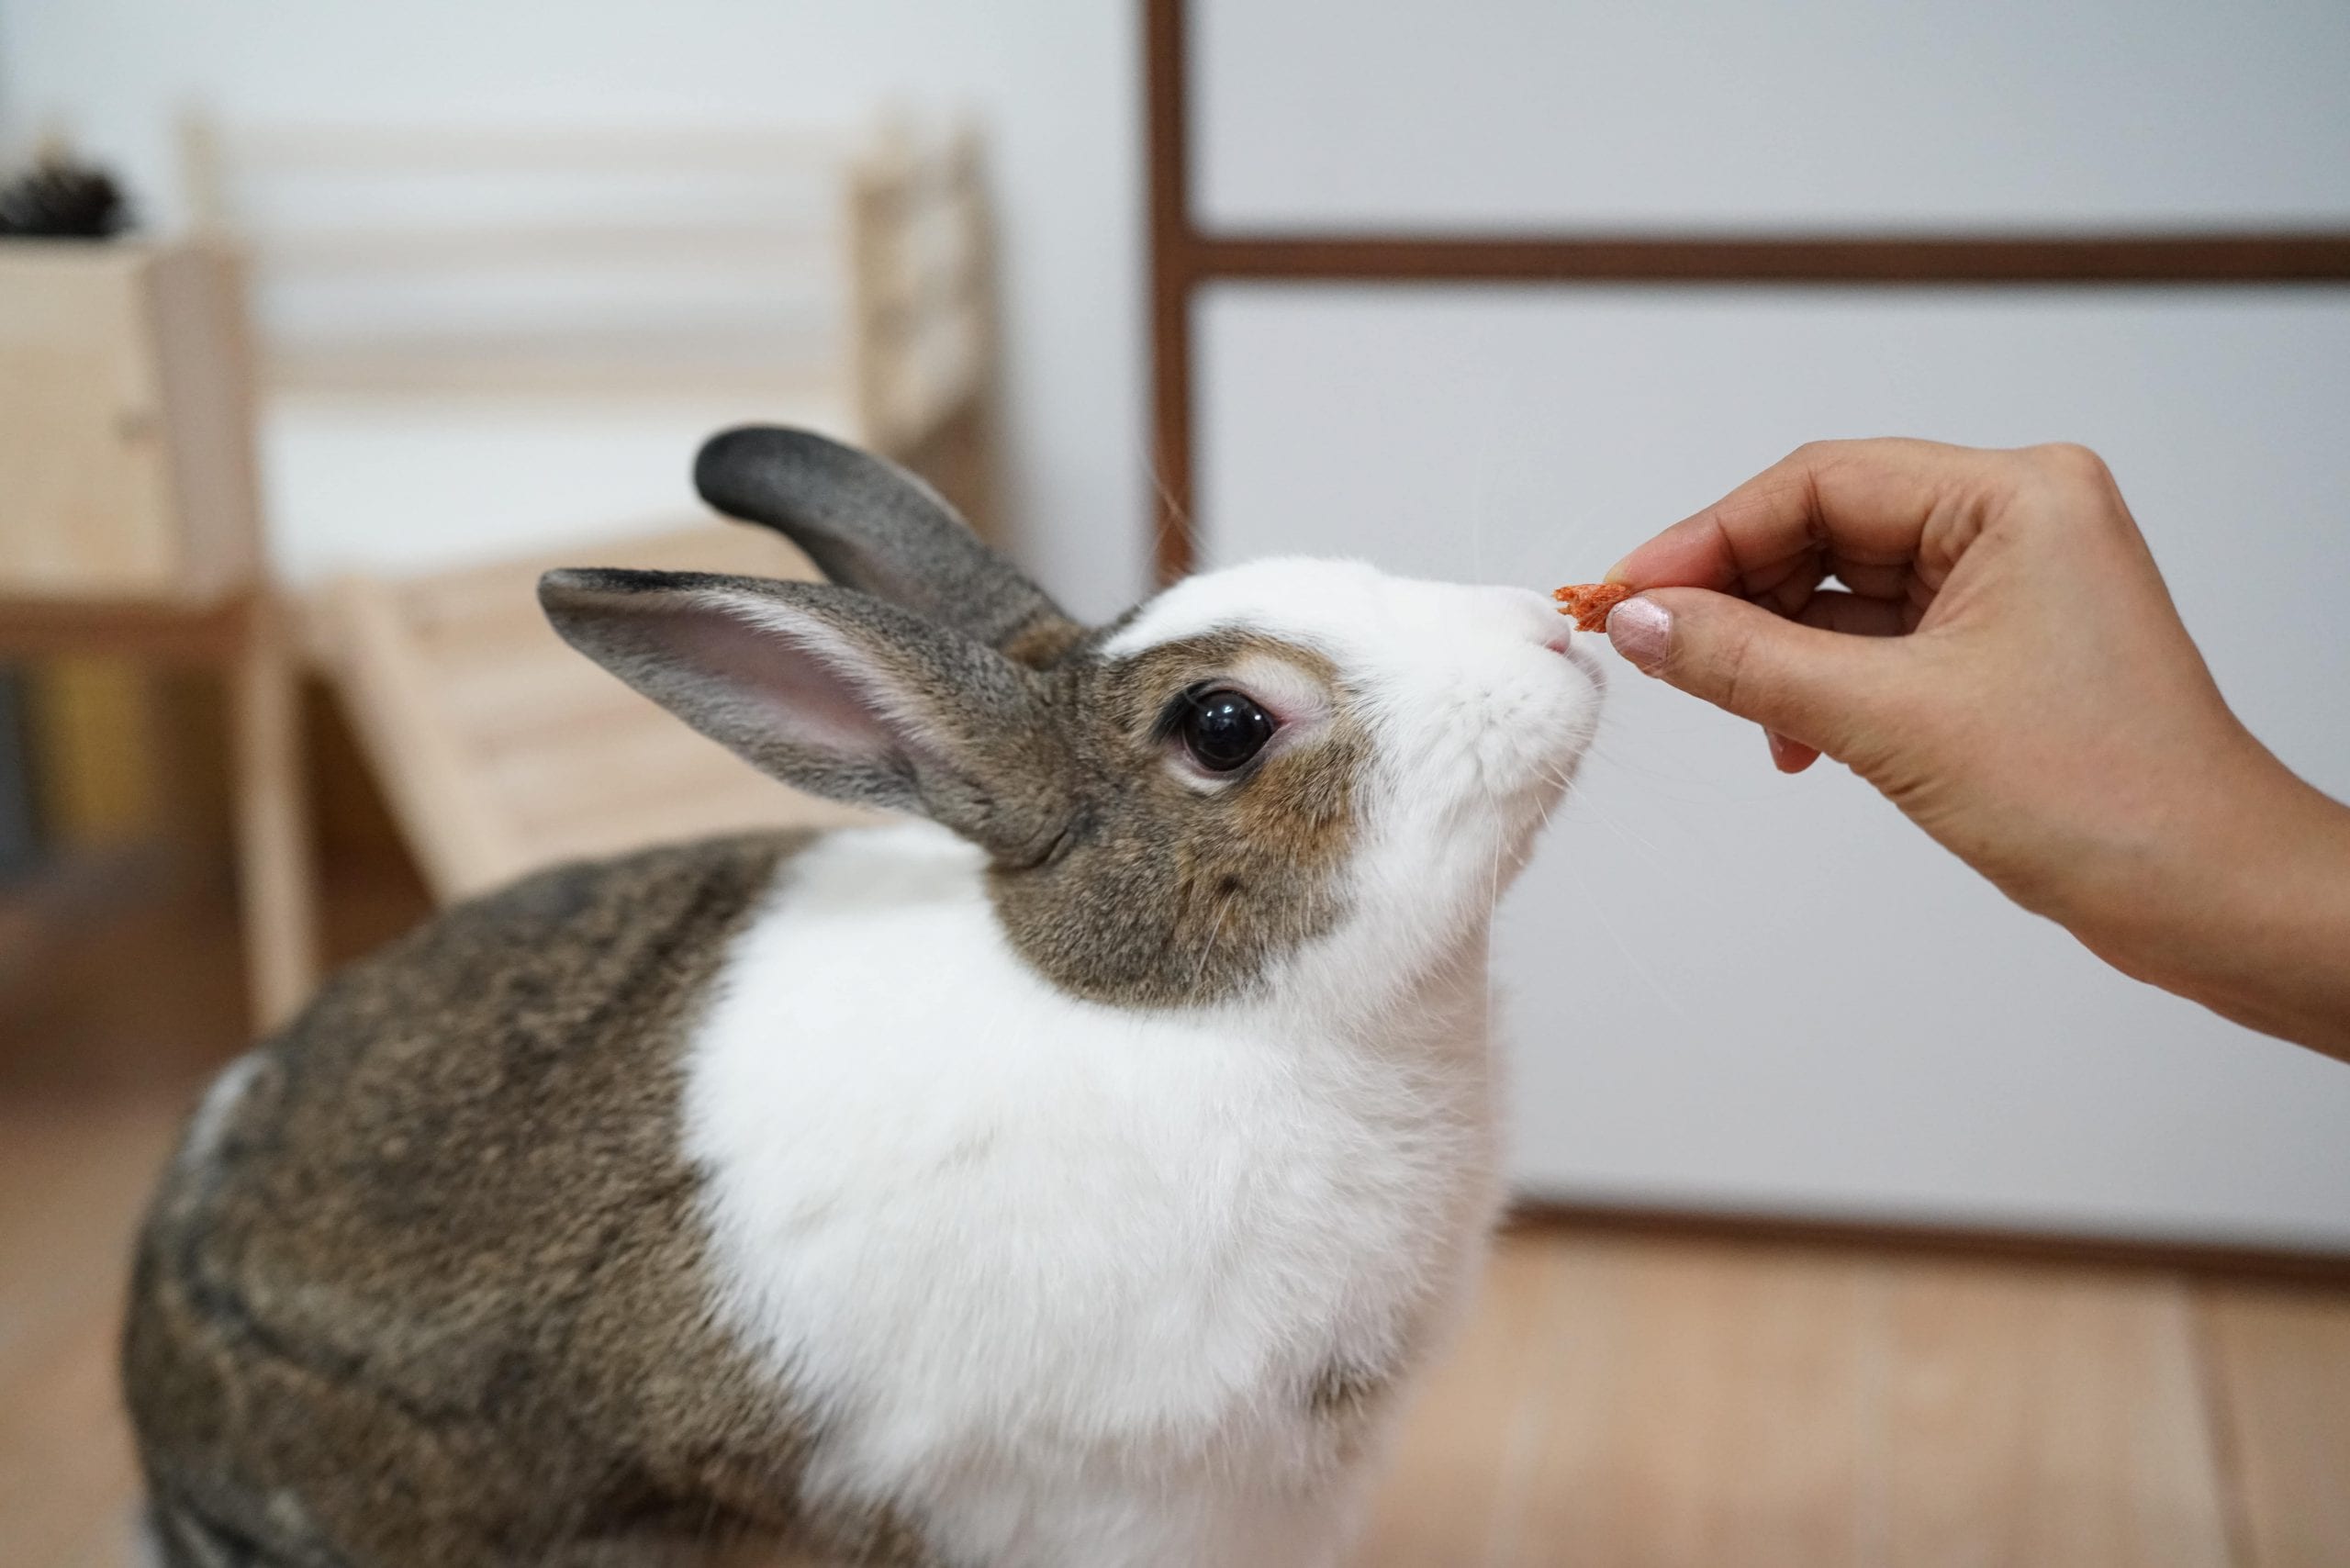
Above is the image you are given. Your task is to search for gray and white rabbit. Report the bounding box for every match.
[124,427,1605,1568]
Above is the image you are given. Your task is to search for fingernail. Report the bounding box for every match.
[1606,597,1670,673]
[1765,730,1818,773]
[1603,554,1632,583]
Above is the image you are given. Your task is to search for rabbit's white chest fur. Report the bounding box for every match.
[685,822,1504,1568]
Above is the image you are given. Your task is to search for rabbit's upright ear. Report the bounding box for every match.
[540,568,1075,863]
[694,426,1080,666]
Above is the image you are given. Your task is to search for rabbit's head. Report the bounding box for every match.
[543,429,1601,1017]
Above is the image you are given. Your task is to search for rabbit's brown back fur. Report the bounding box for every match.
[124,833,937,1568]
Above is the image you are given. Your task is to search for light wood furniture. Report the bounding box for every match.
[178,117,996,904]
[310,525,868,905]
[0,244,261,599]
[8,1093,2349,1567]
[184,114,998,530]
[0,240,315,1028]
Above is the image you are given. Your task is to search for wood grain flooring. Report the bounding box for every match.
[0,1095,2343,1567]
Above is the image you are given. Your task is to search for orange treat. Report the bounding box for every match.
[1551,582,1633,633]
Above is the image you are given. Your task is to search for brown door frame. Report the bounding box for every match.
[1143,0,2350,1274]
[1145,0,2350,584]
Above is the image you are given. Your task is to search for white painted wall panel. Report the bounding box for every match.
[1199,285,2350,1246]
[1197,0,2350,231]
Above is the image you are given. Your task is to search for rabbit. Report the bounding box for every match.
[122,426,1606,1568]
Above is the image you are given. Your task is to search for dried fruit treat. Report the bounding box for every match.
[1551,582,1633,633]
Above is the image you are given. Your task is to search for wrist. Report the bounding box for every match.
[2013,725,2272,953]
[2069,746,2350,1056]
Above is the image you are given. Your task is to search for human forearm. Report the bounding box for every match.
[2070,751,2350,1062]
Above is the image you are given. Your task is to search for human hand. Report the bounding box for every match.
[1604,439,2350,1054]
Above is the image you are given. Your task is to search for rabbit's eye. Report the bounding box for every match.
[1181,689,1276,772]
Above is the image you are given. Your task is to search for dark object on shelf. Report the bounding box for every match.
[0,672,39,882]
[0,158,131,239]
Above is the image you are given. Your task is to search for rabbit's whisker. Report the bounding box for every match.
[1581,894,1697,1026]
[1192,892,1236,998]
[1137,445,1203,573]
[1557,772,1673,880]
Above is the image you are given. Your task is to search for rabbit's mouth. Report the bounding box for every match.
[1460,635,1606,878]
[1481,630,1606,799]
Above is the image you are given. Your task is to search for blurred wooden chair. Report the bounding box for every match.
[185,113,999,535]
[0,239,316,1026]
[185,115,995,903]
[311,526,871,904]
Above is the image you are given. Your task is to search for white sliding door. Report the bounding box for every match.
[1197,0,2350,231]
[1197,285,2350,1246]
[1188,0,2350,1243]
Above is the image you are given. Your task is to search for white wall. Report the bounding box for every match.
[1202,286,2350,1247]
[0,0,1152,620]
[1187,0,2350,1246]
[1198,0,2350,230]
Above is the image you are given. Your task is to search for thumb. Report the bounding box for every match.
[1606,588,1889,756]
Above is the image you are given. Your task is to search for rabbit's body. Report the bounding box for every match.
[126,430,1601,1568]
[686,821,1500,1567]
[130,822,1488,1566]
[128,835,863,1567]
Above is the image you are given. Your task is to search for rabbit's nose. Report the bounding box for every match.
[1483,586,1573,653]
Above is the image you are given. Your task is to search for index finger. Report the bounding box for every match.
[1607,437,2011,594]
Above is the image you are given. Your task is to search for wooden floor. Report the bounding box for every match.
[1361,1235,2350,1568]
[1,1096,2344,1566]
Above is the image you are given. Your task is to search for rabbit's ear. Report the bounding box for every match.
[693,426,1079,665]
[541,567,1076,863]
